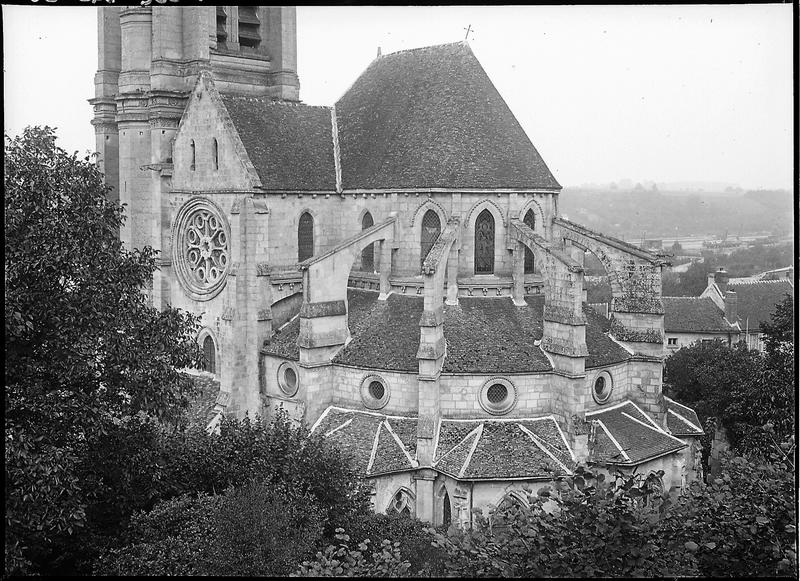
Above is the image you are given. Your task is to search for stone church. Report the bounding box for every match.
[92,5,703,527]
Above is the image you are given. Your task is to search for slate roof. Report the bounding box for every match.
[663,397,704,437]
[586,401,686,465]
[267,290,630,372]
[311,407,417,476]
[312,407,575,480]
[662,296,736,333]
[221,95,337,191]
[726,280,793,333]
[335,42,561,190]
[583,304,631,368]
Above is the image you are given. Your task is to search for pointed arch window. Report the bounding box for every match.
[387,489,414,518]
[190,140,196,171]
[202,335,216,374]
[442,490,452,527]
[474,209,495,274]
[298,212,314,262]
[524,209,536,274]
[420,210,441,269]
[212,138,219,171]
[361,212,374,271]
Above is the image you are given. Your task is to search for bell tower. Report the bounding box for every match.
[90,6,299,303]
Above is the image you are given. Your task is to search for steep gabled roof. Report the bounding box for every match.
[664,396,704,437]
[335,42,561,190]
[586,401,687,465]
[662,296,737,333]
[727,280,793,333]
[220,95,337,191]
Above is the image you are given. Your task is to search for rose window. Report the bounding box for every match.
[173,198,231,300]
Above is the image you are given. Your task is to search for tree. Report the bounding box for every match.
[5,127,202,575]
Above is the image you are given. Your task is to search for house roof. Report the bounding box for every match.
[586,401,687,465]
[265,290,631,373]
[335,42,561,190]
[311,407,575,480]
[664,396,704,437]
[220,95,337,191]
[662,296,736,333]
[727,280,793,333]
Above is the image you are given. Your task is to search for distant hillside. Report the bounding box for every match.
[558,188,793,240]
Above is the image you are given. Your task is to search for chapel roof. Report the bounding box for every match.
[663,396,705,437]
[183,372,224,428]
[263,290,631,373]
[662,296,737,333]
[726,280,793,333]
[334,42,561,190]
[586,401,687,465]
[220,95,337,191]
[311,406,575,480]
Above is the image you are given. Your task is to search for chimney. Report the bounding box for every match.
[714,267,729,293]
[724,290,737,323]
[707,272,716,290]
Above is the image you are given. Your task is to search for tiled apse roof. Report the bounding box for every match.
[268,290,629,372]
[727,280,793,333]
[664,397,704,437]
[587,401,686,465]
[335,42,561,190]
[434,418,574,480]
[662,297,735,333]
[312,407,575,480]
[311,407,417,476]
[221,95,337,191]
[184,372,222,427]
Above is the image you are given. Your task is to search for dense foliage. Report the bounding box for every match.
[664,294,795,453]
[429,458,796,578]
[4,127,202,575]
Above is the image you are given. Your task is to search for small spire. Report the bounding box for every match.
[376,46,382,58]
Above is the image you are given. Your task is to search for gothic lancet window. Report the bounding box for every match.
[474,209,495,274]
[420,210,441,269]
[387,489,414,518]
[190,140,196,171]
[361,212,374,271]
[298,212,314,262]
[202,335,216,374]
[442,490,452,527]
[524,209,536,274]
[212,138,219,171]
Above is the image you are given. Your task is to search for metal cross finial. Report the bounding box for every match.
[464,24,473,41]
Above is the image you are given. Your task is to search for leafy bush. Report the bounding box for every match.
[96,481,326,576]
[294,529,411,577]
[327,511,446,575]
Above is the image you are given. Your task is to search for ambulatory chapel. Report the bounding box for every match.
[92,6,704,526]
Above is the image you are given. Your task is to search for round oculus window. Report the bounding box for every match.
[479,378,517,415]
[592,372,613,404]
[173,197,231,301]
[277,362,300,397]
[360,375,390,410]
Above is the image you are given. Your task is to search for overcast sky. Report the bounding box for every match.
[3,4,793,190]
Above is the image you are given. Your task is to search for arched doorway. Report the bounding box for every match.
[420,209,441,269]
[474,209,495,274]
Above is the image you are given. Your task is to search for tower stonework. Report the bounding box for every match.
[91,5,299,258]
